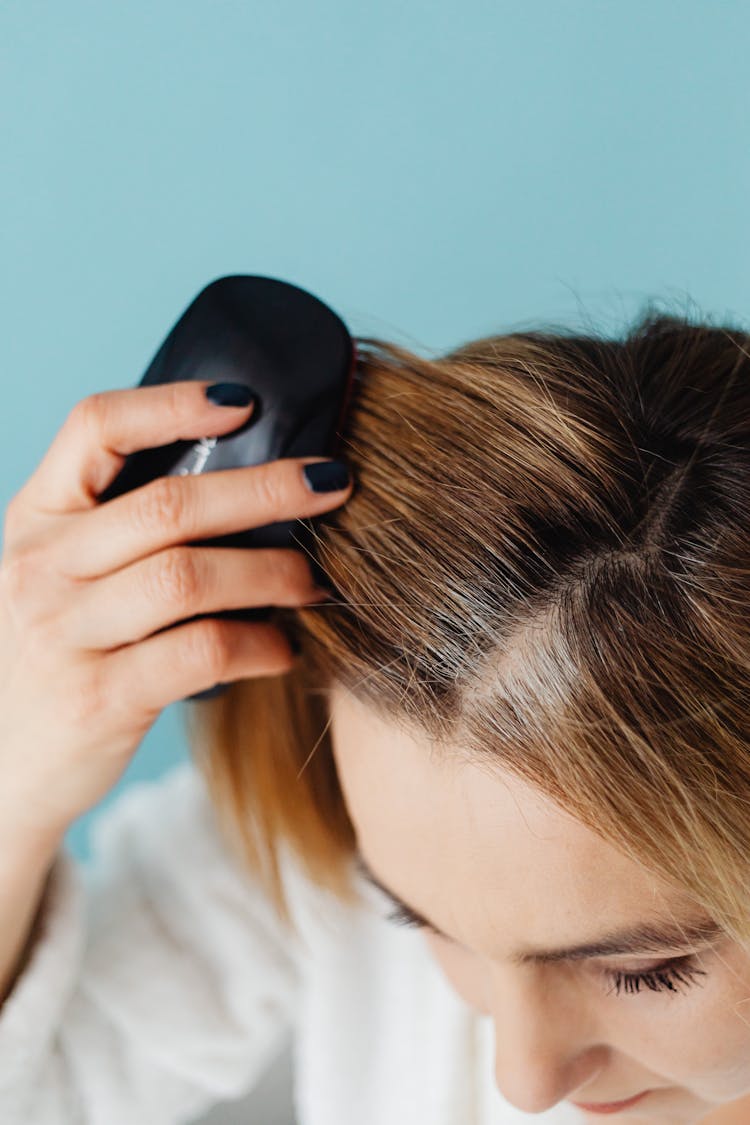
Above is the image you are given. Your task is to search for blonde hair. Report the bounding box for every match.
[182,301,750,947]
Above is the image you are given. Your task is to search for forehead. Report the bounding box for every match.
[328,684,692,933]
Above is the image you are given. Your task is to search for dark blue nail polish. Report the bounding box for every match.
[303,461,351,493]
[205,382,256,407]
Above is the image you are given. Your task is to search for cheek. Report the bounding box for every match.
[423,931,492,1016]
[621,980,750,1112]
[634,966,750,1095]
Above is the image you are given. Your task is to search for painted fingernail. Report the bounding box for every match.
[205,382,257,407]
[303,461,351,493]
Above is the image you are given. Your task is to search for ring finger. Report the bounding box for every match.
[59,546,328,651]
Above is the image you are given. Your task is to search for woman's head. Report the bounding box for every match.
[329,683,750,1122]
[185,301,750,1120]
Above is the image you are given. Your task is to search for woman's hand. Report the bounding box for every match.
[0,381,352,850]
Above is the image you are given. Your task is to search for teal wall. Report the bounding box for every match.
[1,1,748,861]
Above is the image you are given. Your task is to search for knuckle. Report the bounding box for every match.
[187,618,233,679]
[1,548,45,608]
[252,464,284,514]
[161,382,189,426]
[132,476,189,535]
[1,551,70,641]
[148,547,202,607]
[27,612,68,655]
[70,392,110,437]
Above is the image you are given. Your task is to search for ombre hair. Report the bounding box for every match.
[182,300,750,946]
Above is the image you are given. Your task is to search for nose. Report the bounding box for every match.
[489,967,606,1114]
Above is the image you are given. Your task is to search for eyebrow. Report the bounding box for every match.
[354,854,724,964]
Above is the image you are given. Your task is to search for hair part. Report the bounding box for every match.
[183,298,750,949]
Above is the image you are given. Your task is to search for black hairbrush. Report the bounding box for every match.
[98,275,358,700]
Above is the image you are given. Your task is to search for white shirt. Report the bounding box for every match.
[0,760,583,1124]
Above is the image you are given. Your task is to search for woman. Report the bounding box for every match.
[0,305,748,1124]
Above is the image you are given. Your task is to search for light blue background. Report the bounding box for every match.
[1,1,748,863]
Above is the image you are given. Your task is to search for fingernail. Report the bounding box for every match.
[205,382,257,407]
[303,460,351,493]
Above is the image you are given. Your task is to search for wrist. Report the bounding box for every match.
[0,806,67,874]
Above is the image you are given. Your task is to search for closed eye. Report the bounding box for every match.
[386,905,710,998]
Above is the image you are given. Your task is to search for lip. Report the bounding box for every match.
[571,1089,649,1114]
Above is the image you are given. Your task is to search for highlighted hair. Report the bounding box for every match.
[183,299,750,947]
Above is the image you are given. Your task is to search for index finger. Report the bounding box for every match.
[16,381,256,515]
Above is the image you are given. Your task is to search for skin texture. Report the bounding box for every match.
[328,683,750,1125]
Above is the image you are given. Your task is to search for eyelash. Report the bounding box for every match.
[604,959,707,997]
[385,907,708,997]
